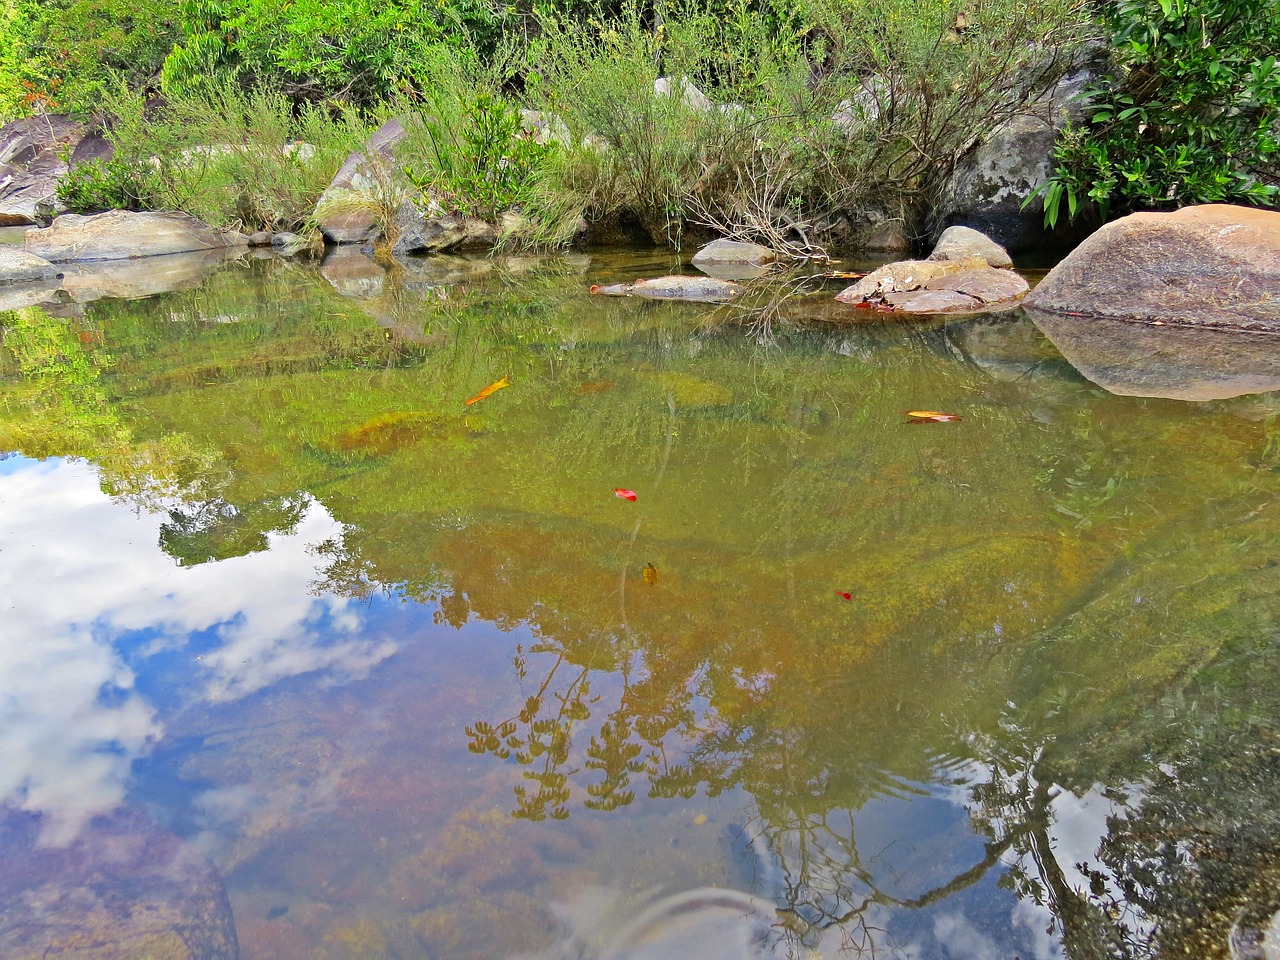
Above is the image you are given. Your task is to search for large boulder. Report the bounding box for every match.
[1023,204,1280,331]
[0,246,62,284]
[927,225,1012,268]
[932,49,1107,253]
[314,118,408,245]
[26,211,248,262]
[0,115,87,226]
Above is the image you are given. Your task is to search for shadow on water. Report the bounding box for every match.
[1,250,1279,959]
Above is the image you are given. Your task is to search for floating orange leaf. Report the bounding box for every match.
[465,375,510,406]
[904,410,962,423]
[835,591,853,601]
[643,563,658,585]
[614,488,637,501]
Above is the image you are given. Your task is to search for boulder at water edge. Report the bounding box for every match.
[0,246,62,284]
[26,211,249,262]
[691,239,778,280]
[314,118,408,245]
[1023,204,1280,331]
[834,255,1028,315]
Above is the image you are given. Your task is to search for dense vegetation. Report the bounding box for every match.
[1,0,1277,244]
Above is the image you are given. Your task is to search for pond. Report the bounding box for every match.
[2,247,1279,960]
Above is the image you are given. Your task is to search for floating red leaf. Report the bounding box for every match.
[614,488,637,501]
[835,591,853,601]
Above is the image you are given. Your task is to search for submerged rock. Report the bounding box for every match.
[26,211,248,262]
[0,807,239,960]
[1027,307,1280,400]
[590,275,743,302]
[1024,204,1280,331]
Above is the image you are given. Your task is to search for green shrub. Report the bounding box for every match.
[65,81,374,232]
[1037,0,1280,227]
[161,0,503,104]
[0,0,179,118]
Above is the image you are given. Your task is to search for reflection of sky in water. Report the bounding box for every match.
[0,455,1122,958]
[0,456,395,845]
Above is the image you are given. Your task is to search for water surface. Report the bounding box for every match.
[2,249,1279,960]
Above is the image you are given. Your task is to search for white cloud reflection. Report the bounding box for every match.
[0,457,395,844]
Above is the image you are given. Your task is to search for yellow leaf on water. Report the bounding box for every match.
[465,375,510,406]
[642,562,658,585]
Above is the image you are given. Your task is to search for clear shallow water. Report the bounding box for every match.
[1,249,1280,960]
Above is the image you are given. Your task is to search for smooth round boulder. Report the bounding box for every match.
[927,225,1013,268]
[1024,204,1280,331]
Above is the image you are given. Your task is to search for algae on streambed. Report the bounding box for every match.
[1,251,1278,959]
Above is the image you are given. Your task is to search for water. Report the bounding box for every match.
[1,248,1279,960]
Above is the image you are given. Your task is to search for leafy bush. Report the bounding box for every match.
[61,82,374,232]
[1037,0,1280,227]
[160,0,502,104]
[0,0,179,118]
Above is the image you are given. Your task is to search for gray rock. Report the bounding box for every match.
[0,246,62,284]
[1023,204,1280,331]
[270,231,319,256]
[0,280,61,312]
[836,258,1028,314]
[391,204,499,255]
[26,211,248,262]
[247,231,273,246]
[927,225,1013,268]
[932,48,1107,253]
[691,239,777,269]
[591,275,742,302]
[655,77,713,110]
[0,115,86,226]
[314,118,408,244]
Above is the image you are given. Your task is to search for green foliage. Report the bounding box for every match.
[0,0,179,118]
[1036,0,1280,227]
[160,0,502,104]
[62,81,373,231]
[56,156,150,213]
[405,72,556,220]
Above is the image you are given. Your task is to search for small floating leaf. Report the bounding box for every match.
[904,410,962,423]
[835,591,853,601]
[465,375,510,406]
[643,562,658,585]
[614,488,637,501]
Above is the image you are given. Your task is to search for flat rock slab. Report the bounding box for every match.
[27,211,248,262]
[1027,307,1280,400]
[591,275,743,302]
[0,807,238,960]
[1024,204,1280,331]
[0,246,62,284]
[835,257,989,302]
